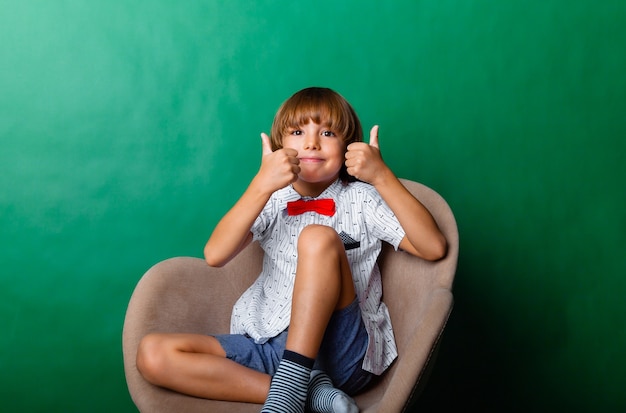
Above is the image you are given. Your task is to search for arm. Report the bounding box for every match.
[345,125,447,261]
[204,133,300,267]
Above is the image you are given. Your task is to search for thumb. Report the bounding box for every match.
[369,125,380,148]
[260,133,273,156]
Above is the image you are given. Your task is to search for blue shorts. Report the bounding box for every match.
[215,299,373,395]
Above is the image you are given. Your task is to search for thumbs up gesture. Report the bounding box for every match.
[345,125,387,185]
[255,133,301,194]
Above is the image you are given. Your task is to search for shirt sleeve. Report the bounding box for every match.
[365,188,406,250]
[250,194,282,243]
[251,203,271,242]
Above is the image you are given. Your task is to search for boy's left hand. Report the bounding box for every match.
[345,125,388,185]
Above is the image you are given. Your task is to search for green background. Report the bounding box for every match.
[1,0,624,411]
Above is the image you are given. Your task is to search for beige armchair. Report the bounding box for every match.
[122,179,458,412]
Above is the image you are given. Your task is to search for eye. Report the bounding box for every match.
[322,130,336,137]
[289,129,303,136]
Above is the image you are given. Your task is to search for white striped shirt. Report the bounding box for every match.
[230,179,405,375]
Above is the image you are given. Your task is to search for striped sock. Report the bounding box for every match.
[261,350,313,413]
[307,370,359,413]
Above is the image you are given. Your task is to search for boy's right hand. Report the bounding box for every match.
[255,133,300,194]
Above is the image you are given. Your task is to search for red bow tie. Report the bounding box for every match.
[287,198,335,216]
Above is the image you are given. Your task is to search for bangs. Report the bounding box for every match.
[270,87,362,150]
[279,95,350,136]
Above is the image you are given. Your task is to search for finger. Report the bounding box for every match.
[260,133,273,156]
[346,164,358,178]
[284,148,299,158]
[345,142,367,155]
[369,125,379,148]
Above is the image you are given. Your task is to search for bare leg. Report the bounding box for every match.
[138,225,355,410]
[287,224,356,358]
[262,224,357,413]
[136,333,270,403]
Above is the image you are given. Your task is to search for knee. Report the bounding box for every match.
[298,225,342,256]
[136,333,168,385]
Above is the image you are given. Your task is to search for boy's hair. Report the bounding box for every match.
[270,87,363,182]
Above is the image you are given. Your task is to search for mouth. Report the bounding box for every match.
[299,157,324,163]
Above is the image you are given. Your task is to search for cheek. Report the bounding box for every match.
[281,137,296,150]
[331,149,347,169]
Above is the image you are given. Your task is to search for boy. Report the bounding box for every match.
[137,87,447,413]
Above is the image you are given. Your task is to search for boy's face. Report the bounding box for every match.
[282,120,345,191]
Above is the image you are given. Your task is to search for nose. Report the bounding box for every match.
[304,133,320,150]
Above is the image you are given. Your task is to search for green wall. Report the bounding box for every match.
[1,1,624,411]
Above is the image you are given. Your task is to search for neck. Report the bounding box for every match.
[292,178,337,198]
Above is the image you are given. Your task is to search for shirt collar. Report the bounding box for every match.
[276,179,344,211]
